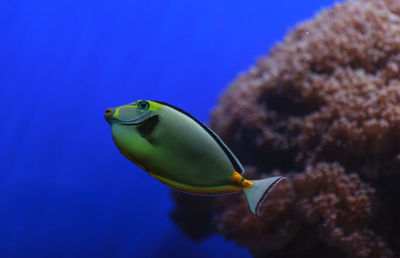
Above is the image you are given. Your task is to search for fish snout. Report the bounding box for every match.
[104,108,115,123]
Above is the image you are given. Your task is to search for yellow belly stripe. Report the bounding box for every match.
[147,172,241,195]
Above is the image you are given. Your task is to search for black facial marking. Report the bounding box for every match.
[136,115,159,144]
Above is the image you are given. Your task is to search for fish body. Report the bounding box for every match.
[105,100,284,216]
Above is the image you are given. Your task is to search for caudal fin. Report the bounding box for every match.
[243,176,285,217]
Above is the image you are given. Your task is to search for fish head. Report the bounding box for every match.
[105,100,164,165]
[104,100,162,125]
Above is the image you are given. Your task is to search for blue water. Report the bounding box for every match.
[1,1,337,257]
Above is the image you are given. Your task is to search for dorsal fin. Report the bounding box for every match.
[154,101,244,174]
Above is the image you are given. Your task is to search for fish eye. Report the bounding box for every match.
[137,100,150,110]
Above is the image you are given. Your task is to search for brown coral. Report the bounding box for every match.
[170,0,400,257]
[216,163,391,257]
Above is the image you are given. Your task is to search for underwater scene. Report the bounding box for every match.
[2,0,400,257]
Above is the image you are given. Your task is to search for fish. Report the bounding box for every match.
[104,100,284,217]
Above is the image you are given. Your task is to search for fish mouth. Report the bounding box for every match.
[118,111,152,125]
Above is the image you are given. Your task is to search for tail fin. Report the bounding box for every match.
[243,176,285,217]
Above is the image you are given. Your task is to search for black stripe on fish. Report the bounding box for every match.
[154,101,244,174]
[137,115,159,144]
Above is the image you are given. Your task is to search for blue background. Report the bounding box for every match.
[1,1,337,257]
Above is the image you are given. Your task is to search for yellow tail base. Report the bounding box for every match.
[231,171,254,188]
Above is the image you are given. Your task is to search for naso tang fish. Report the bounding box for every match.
[104,100,284,217]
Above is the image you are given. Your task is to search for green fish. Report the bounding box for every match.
[105,100,284,217]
